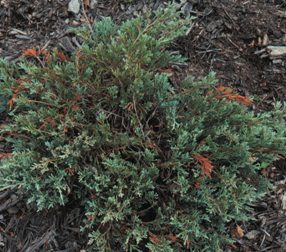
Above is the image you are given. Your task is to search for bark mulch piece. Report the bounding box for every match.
[1,0,286,251]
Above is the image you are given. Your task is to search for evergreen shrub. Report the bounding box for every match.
[1,3,286,251]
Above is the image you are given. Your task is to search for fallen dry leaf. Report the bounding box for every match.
[230,223,244,239]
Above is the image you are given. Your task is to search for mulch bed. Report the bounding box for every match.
[1,0,286,251]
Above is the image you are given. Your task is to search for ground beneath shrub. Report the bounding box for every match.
[1,0,286,251]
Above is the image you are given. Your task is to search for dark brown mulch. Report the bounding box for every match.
[1,0,286,251]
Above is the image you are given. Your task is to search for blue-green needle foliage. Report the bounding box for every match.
[1,2,286,251]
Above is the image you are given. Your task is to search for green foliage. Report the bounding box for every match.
[1,2,286,251]
[0,95,8,113]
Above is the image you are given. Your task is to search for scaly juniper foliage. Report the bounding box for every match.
[0,3,286,251]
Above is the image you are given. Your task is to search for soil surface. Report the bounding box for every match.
[1,0,286,251]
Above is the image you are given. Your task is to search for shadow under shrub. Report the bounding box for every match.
[0,3,286,251]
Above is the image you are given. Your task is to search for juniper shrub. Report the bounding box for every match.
[0,3,286,251]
